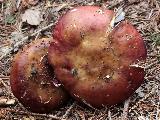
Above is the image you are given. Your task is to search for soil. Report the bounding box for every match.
[0,0,159,120]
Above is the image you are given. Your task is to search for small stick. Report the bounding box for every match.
[16,0,21,9]
[147,54,159,57]
[1,2,4,13]
[125,0,141,7]
[0,98,16,107]
[0,78,13,97]
[61,102,76,120]
[0,76,10,79]
[9,103,77,120]
[121,98,130,120]
[145,60,159,70]
[109,0,141,9]
[8,109,61,119]
[155,84,160,120]
[0,23,54,61]
[0,79,10,92]
[108,110,112,120]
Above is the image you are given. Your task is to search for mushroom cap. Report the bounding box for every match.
[10,38,69,113]
[48,6,147,107]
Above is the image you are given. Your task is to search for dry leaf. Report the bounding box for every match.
[22,0,39,6]
[114,7,125,23]
[110,7,125,28]
[22,9,42,25]
[10,31,24,52]
[11,31,24,42]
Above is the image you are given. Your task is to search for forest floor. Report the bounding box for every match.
[0,0,160,120]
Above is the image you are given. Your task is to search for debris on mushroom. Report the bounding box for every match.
[10,38,69,113]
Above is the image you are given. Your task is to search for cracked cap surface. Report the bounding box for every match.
[48,6,147,107]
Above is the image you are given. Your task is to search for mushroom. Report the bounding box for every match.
[10,38,69,113]
[48,6,147,108]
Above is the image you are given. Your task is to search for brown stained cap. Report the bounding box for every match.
[10,38,69,113]
[48,6,147,108]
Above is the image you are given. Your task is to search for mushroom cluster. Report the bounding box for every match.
[10,6,147,113]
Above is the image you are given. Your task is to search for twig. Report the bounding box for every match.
[145,60,159,70]
[61,102,76,120]
[124,0,141,8]
[108,110,112,120]
[0,23,54,61]
[147,54,159,57]
[108,1,123,9]
[1,2,4,13]
[152,31,160,36]
[0,78,13,97]
[0,79,10,92]
[16,0,21,9]
[0,76,10,79]
[0,98,16,107]
[121,98,130,120]
[156,85,160,120]
[148,9,154,19]
[8,109,61,119]
[109,0,141,9]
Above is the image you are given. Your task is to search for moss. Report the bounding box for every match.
[150,33,160,45]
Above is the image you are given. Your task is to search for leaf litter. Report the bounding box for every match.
[0,0,160,120]
[22,8,42,25]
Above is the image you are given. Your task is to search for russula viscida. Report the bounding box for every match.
[10,38,69,113]
[48,6,147,108]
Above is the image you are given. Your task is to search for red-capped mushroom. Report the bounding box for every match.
[48,6,147,108]
[10,38,69,113]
